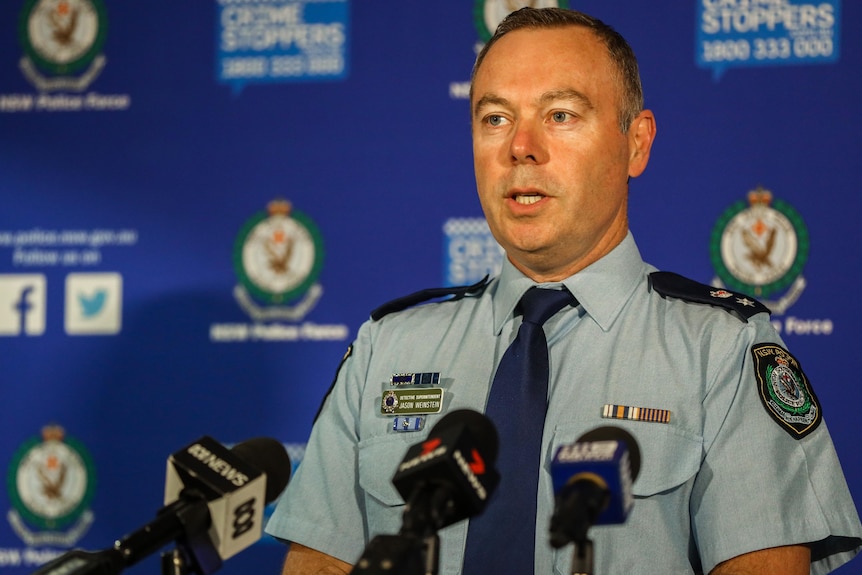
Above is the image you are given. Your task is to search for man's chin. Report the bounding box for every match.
[505,245,558,274]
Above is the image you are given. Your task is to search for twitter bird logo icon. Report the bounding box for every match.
[66,273,122,335]
[78,290,107,318]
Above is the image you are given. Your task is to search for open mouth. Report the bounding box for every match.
[512,193,544,205]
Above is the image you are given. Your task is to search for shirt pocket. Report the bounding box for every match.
[357,433,416,535]
[547,421,703,496]
[550,423,703,575]
[629,423,702,497]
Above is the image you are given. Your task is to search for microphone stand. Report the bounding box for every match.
[349,533,438,575]
[113,492,221,575]
[570,537,594,575]
[350,485,447,575]
[30,493,223,575]
[161,549,188,575]
[549,482,607,575]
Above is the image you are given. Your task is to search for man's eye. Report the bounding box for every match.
[486,115,506,127]
[551,111,571,123]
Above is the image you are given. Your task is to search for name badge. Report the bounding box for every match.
[381,388,444,415]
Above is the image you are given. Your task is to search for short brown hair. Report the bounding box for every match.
[471,7,644,134]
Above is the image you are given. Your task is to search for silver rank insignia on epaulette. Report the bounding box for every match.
[390,372,440,386]
[392,416,425,432]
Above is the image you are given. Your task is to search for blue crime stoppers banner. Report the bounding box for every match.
[217,0,349,91]
[697,0,840,79]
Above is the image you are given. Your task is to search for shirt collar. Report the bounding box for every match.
[491,232,647,334]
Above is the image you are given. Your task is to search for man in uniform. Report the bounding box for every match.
[266,7,862,574]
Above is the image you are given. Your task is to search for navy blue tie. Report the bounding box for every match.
[462,286,575,574]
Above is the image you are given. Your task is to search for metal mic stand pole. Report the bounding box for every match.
[420,534,440,575]
[161,548,189,575]
[570,537,594,575]
[349,488,443,575]
[402,488,441,575]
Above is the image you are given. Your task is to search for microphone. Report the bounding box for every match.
[351,410,499,574]
[31,436,291,575]
[162,436,290,562]
[392,409,500,536]
[548,426,641,549]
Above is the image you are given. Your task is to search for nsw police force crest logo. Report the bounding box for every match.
[750,344,821,438]
[6,425,96,546]
[710,187,809,314]
[18,0,107,92]
[233,199,325,321]
[472,0,570,42]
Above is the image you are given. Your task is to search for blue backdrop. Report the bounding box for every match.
[1,1,859,573]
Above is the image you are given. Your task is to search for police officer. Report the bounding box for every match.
[266,7,862,574]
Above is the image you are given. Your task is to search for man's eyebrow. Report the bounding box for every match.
[539,88,594,110]
[472,89,594,118]
[472,93,511,118]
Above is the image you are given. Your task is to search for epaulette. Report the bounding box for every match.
[649,271,770,322]
[370,275,491,321]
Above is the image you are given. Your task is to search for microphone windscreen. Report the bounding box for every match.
[575,426,641,481]
[230,437,291,502]
[430,409,499,465]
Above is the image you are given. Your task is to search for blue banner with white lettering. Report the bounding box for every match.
[697,0,840,78]
[1,1,860,573]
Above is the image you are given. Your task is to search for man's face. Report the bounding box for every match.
[471,26,654,281]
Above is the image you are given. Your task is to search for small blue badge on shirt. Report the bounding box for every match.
[392,416,425,432]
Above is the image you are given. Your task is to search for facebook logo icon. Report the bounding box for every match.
[0,275,47,336]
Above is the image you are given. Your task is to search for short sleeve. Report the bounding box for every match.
[264,322,373,564]
[692,318,862,574]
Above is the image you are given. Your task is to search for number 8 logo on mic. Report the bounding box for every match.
[232,497,257,539]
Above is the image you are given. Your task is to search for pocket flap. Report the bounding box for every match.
[549,423,702,497]
[357,433,415,506]
[629,424,702,496]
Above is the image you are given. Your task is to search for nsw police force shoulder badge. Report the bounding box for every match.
[751,343,821,439]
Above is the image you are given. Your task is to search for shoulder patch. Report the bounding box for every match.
[370,275,491,321]
[649,271,770,322]
[750,343,821,439]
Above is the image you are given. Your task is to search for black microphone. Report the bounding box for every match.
[31,436,291,575]
[548,426,641,548]
[392,409,500,536]
[351,410,499,575]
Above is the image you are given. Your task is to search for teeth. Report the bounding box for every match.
[514,194,542,205]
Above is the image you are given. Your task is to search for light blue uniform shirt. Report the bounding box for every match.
[266,233,862,574]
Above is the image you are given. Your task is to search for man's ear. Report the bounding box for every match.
[627,110,656,178]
